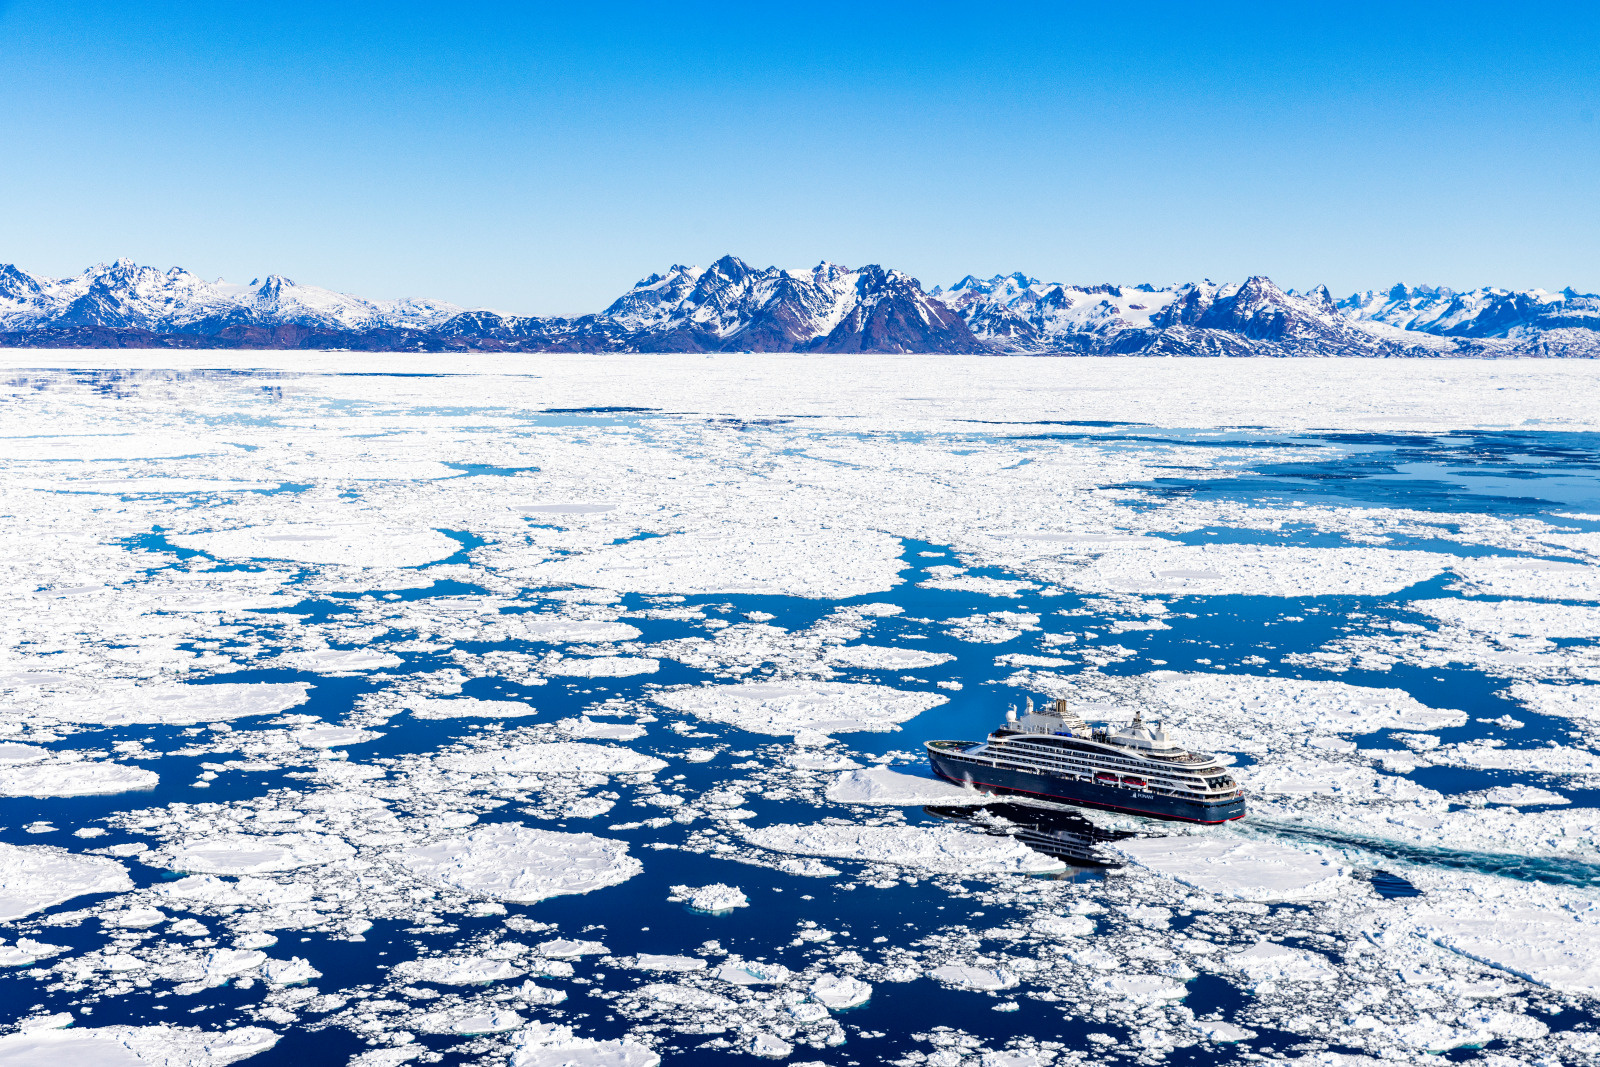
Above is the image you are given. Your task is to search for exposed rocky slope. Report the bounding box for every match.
[1,257,1595,356]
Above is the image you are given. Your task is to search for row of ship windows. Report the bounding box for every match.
[1006,741,1210,775]
[953,752,1217,800]
[999,748,1206,787]
[963,751,1235,795]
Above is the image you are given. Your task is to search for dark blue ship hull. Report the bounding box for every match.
[929,745,1245,824]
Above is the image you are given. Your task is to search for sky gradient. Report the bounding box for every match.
[1,1,1597,315]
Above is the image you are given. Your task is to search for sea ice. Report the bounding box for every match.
[506,529,905,599]
[511,1022,660,1067]
[0,1025,279,1066]
[654,681,946,736]
[406,697,540,719]
[0,842,132,921]
[1064,544,1448,597]
[1448,555,1600,602]
[37,682,312,726]
[826,644,956,670]
[437,742,666,776]
[162,834,356,875]
[1482,784,1570,806]
[929,965,1019,991]
[743,824,1065,875]
[1113,835,1358,901]
[390,823,642,903]
[542,655,660,677]
[392,956,523,985]
[632,954,707,972]
[171,522,460,568]
[0,760,157,797]
[825,767,988,806]
[810,973,872,1009]
[670,883,748,912]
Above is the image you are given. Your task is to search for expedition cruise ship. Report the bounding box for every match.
[926,699,1245,823]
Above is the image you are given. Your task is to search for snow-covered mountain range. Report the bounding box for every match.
[2,256,1596,356]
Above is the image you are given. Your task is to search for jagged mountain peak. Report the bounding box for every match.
[0,255,1595,356]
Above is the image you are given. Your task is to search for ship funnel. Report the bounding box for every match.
[1025,697,1035,715]
[1053,698,1068,716]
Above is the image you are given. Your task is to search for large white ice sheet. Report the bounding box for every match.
[0,1025,278,1066]
[0,842,133,922]
[172,522,459,568]
[390,823,642,903]
[509,528,906,598]
[1113,835,1358,902]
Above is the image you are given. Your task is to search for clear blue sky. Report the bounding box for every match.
[1,1,1597,314]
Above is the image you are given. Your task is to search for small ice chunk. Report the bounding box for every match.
[536,938,607,958]
[263,956,321,985]
[750,1034,794,1059]
[102,907,167,929]
[557,717,647,740]
[1031,915,1095,938]
[929,965,1018,991]
[670,883,749,913]
[810,973,872,1009]
[290,725,382,748]
[715,959,791,985]
[543,656,659,678]
[1226,942,1336,985]
[1192,1020,1256,1043]
[407,697,540,719]
[279,649,403,673]
[632,954,707,972]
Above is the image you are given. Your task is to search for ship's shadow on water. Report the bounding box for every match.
[922,802,1136,873]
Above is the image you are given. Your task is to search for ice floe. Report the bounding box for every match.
[824,767,987,806]
[162,834,356,875]
[506,529,905,599]
[743,823,1065,875]
[390,823,642,903]
[0,1025,279,1066]
[171,522,460,568]
[1113,835,1359,901]
[654,681,946,736]
[0,842,132,921]
[34,681,312,726]
[0,760,157,797]
[437,741,666,776]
